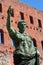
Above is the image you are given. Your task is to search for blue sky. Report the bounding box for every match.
[20,0,43,11]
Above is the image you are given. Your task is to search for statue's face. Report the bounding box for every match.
[19,22,26,32]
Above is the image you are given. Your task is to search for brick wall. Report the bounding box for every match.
[0,0,43,65]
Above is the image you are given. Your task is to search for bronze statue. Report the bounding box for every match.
[6,6,40,65]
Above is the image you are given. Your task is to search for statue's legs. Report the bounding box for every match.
[14,54,36,65]
[14,54,22,65]
[28,59,36,65]
[19,58,36,65]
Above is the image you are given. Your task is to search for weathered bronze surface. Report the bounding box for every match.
[6,6,40,65]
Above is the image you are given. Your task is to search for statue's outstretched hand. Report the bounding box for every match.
[7,6,13,16]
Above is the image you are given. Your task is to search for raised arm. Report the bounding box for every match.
[6,6,16,39]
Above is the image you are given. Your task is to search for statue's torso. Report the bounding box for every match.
[14,32,36,56]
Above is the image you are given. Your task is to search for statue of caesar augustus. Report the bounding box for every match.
[6,6,40,65]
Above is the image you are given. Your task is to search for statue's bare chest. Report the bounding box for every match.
[17,33,32,46]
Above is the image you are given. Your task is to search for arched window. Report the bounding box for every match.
[38,19,42,28]
[20,12,24,20]
[11,39,15,46]
[11,9,14,17]
[0,3,2,12]
[0,29,4,44]
[41,41,43,50]
[32,38,37,47]
[29,16,34,24]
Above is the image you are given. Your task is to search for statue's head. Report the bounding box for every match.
[18,20,26,33]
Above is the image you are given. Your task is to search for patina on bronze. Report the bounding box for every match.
[6,6,40,65]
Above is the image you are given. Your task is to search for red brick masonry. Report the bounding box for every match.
[0,0,43,65]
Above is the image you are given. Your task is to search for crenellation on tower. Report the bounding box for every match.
[0,0,20,2]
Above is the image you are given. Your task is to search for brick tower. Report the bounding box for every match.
[0,0,43,65]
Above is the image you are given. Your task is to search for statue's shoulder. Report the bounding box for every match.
[25,33,32,39]
[16,31,21,38]
[16,32,20,35]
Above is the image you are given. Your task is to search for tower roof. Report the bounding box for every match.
[0,0,20,2]
[12,0,19,2]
